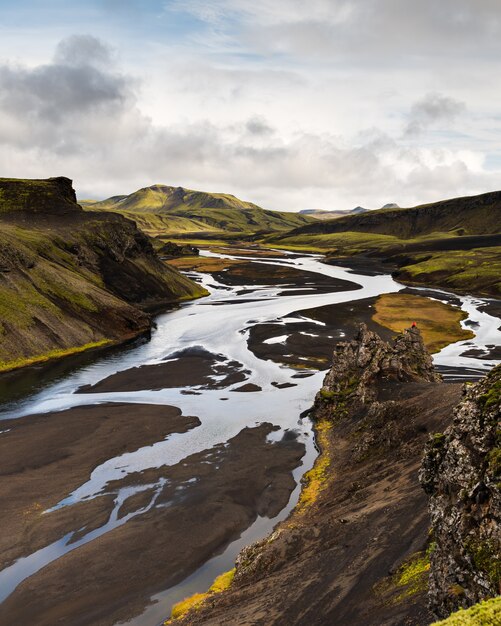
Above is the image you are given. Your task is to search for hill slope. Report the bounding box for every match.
[269,190,501,296]
[0,177,207,373]
[285,190,501,240]
[82,184,314,238]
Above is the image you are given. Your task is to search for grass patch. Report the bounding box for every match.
[0,339,113,373]
[166,569,235,623]
[431,596,501,625]
[373,293,474,353]
[165,256,243,273]
[297,419,333,511]
[374,549,431,605]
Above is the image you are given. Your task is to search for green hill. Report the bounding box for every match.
[268,190,501,297]
[82,184,314,238]
[0,177,207,373]
[275,190,501,243]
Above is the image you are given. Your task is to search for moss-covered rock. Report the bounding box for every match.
[420,364,501,618]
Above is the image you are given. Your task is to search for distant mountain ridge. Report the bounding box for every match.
[83,184,314,236]
[286,190,501,239]
[299,206,368,220]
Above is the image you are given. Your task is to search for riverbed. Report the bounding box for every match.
[0,250,499,626]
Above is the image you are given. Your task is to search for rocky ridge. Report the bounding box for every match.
[420,364,501,618]
[0,177,207,373]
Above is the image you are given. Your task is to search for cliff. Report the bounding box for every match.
[420,364,501,618]
[169,325,461,626]
[0,177,207,373]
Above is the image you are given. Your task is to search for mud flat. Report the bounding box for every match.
[0,424,304,626]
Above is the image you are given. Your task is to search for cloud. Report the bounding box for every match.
[404,93,466,137]
[0,34,499,212]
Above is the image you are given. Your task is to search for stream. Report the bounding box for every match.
[0,250,500,625]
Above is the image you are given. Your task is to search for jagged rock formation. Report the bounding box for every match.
[420,364,501,618]
[317,323,441,413]
[158,241,200,258]
[0,177,207,372]
[171,325,457,626]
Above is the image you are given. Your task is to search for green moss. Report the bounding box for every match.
[465,539,501,587]
[431,596,501,625]
[374,550,431,605]
[431,433,447,449]
[297,420,333,511]
[166,568,235,623]
[0,340,113,373]
[479,380,501,409]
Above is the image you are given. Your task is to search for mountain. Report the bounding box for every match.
[269,190,501,296]
[0,177,206,373]
[299,206,368,220]
[381,203,399,209]
[82,184,314,238]
[283,191,501,240]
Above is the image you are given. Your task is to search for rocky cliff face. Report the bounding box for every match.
[420,364,501,618]
[0,176,79,215]
[316,323,440,416]
[0,177,207,372]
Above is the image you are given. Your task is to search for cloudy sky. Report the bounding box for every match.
[1,0,501,210]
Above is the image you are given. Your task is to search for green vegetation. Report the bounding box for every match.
[394,248,501,297]
[82,184,314,238]
[465,539,501,588]
[0,340,113,373]
[0,178,208,374]
[431,596,501,625]
[375,549,431,605]
[372,293,475,353]
[297,419,333,511]
[167,569,235,623]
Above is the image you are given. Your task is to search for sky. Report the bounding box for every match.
[1,0,501,211]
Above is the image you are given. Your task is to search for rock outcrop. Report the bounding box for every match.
[0,176,79,215]
[317,323,441,415]
[420,364,501,618]
[158,241,200,258]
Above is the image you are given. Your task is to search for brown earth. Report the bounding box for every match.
[173,381,463,626]
[247,297,394,370]
[0,423,305,626]
[0,403,199,571]
[78,347,249,393]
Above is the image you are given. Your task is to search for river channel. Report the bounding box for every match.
[0,250,499,626]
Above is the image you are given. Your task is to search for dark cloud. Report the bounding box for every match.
[404,93,466,137]
[245,116,274,136]
[0,35,130,145]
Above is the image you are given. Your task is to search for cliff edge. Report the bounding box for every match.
[421,364,500,618]
[0,177,207,374]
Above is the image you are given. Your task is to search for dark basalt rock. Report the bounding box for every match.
[158,241,200,258]
[420,364,501,618]
[316,323,441,416]
[0,176,80,215]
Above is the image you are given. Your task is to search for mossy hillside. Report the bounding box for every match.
[82,184,314,238]
[393,247,501,297]
[431,596,501,625]
[372,293,475,353]
[0,180,208,372]
[0,176,78,214]
[271,190,501,241]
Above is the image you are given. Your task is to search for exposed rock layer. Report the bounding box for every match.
[420,364,501,618]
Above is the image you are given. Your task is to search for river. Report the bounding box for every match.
[0,250,499,625]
